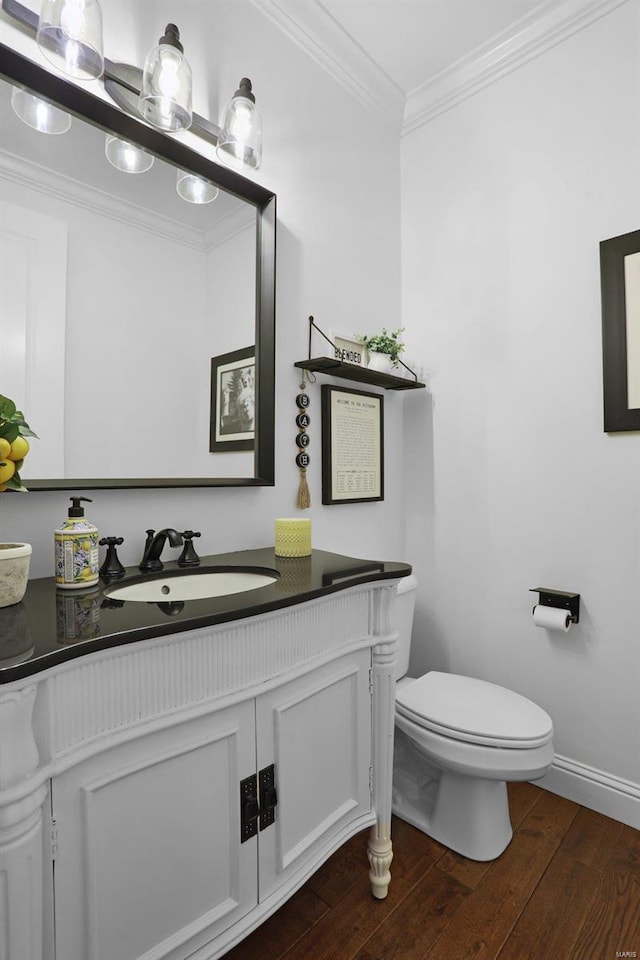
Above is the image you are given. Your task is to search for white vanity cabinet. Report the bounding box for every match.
[0,576,400,960]
[52,650,373,960]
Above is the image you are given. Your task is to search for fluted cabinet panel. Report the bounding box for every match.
[47,589,371,762]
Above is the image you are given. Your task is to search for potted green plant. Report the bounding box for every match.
[355,327,405,373]
[0,394,38,607]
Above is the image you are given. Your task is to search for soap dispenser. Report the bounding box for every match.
[55,497,99,589]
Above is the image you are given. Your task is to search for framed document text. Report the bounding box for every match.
[321,385,384,504]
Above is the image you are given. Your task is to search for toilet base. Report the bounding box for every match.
[392,768,513,861]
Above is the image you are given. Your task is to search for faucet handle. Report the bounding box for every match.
[178,530,201,568]
[99,537,126,580]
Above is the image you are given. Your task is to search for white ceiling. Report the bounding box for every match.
[258,0,618,131]
[316,0,548,96]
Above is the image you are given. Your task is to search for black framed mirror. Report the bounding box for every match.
[0,43,275,489]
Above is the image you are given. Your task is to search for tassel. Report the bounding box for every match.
[297,468,311,509]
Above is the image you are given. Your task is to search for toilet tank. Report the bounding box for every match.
[393,574,418,680]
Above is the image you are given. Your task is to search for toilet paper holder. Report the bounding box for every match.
[530,587,580,624]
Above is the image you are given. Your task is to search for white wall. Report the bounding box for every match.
[402,1,640,823]
[0,1,404,572]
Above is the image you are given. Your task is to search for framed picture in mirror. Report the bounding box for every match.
[210,347,255,451]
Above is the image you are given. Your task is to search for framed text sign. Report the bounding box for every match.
[321,385,384,504]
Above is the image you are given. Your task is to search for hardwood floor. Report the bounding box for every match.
[226,783,640,960]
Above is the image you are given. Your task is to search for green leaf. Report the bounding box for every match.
[6,474,28,492]
[0,396,16,420]
[0,423,19,443]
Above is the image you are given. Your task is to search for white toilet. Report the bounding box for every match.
[392,575,554,861]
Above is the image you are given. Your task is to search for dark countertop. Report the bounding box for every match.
[0,548,411,683]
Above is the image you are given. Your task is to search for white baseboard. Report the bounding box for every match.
[536,754,640,830]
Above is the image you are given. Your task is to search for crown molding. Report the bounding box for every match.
[250,0,405,130]
[403,0,630,135]
[252,0,629,139]
[204,207,256,250]
[0,150,233,251]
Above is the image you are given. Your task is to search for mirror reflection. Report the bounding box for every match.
[0,76,260,482]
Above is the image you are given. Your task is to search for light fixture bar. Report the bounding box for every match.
[2,0,221,144]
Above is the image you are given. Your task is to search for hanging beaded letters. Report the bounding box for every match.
[296,379,311,508]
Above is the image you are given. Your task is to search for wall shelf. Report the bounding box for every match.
[296,316,425,391]
[294,357,425,391]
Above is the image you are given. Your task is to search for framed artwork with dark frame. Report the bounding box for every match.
[321,384,384,504]
[210,347,255,452]
[600,229,640,432]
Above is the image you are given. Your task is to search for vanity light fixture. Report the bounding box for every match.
[3,0,264,173]
[138,23,192,133]
[10,86,72,134]
[175,170,219,204]
[105,135,154,174]
[216,78,262,171]
[36,0,104,81]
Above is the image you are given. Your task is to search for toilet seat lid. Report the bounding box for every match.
[396,672,553,748]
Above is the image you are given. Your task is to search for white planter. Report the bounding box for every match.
[367,351,396,374]
[0,542,32,607]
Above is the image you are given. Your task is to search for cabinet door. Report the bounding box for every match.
[52,701,256,960]
[256,649,372,901]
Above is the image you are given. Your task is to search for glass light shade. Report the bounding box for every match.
[176,170,219,204]
[138,25,192,132]
[105,135,154,174]
[216,79,262,171]
[11,87,72,134]
[37,0,104,80]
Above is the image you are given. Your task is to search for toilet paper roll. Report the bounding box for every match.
[532,604,571,632]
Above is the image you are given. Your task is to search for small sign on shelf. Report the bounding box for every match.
[329,331,366,367]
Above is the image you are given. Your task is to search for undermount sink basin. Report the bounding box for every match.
[105,567,280,603]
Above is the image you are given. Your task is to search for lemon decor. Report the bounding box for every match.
[0,394,38,493]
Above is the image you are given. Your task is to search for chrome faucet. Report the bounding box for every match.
[139,528,184,572]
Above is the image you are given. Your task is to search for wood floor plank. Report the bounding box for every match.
[559,806,624,870]
[277,819,445,960]
[507,782,544,829]
[351,865,471,960]
[436,847,490,891]
[422,791,580,960]
[568,823,640,960]
[307,828,371,907]
[494,850,601,960]
[224,886,330,960]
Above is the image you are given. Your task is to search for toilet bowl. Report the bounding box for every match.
[392,576,554,861]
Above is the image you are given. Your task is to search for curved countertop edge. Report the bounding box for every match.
[0,548,412,684]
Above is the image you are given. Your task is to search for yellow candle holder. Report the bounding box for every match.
[275,518,312,558]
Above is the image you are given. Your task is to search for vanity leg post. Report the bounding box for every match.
[368,585,398,900]
[0,686,47,960]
